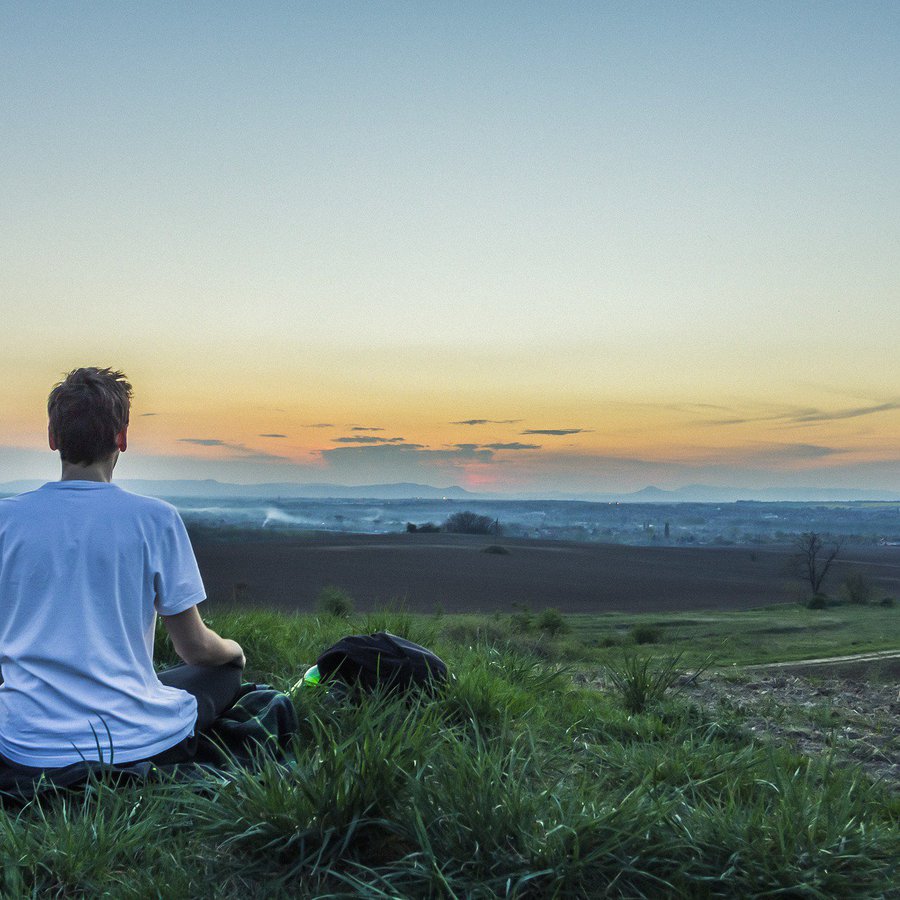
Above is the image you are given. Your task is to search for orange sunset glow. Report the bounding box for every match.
[1,4,897,498]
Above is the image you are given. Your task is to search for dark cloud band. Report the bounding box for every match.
[332,436,408,444]
[452,418,521,426]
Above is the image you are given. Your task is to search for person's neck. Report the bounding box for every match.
[59,453,118,483]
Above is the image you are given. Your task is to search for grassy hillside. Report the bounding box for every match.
[0,608,896,898]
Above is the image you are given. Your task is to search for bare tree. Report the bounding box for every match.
[793,532,842,594]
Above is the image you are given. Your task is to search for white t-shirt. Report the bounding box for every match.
[0,481,205,767]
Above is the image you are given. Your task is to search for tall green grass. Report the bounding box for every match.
[0,609,895,897]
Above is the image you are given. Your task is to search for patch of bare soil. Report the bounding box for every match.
[194,532,900,614]
[683,657,900,791]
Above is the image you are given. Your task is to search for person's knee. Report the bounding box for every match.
[194,694,219,732]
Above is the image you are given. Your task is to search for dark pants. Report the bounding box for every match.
[158,663,243,732]
[146,663,244,765]
[0,663,243,772]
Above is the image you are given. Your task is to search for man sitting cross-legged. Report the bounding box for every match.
[0,367,245,771]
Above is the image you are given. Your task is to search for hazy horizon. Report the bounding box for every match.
[2,2,898,496]
[2,471,898,505]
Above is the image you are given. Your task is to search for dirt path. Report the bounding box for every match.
[743,649,900,681]
[748,649,900,667]
[685,651,899,791]
[746,648,900,671]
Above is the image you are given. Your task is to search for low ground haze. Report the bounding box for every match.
[169,496,900,546]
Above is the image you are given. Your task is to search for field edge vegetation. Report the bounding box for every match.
[0,605,896,898]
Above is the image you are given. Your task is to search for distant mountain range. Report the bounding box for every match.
[0,479,479,501]
[1,479,897,503]
[574,484,900,503]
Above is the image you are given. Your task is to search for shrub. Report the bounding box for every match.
[842,571,873,605]
[604,651,712,714]
[604,652,686,714]
[536,607,567,637]
[317,586,354,618]
[481,544,509,555]
[444,511,497,535]
[630,624,662,645]
[807,593,828,610]
[879,596,895,607]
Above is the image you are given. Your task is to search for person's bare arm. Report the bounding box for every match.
[161,606,245,669]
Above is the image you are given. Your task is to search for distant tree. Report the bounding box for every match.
[536,607,567,637]
[444,511,495,535]
[406,522,418,533]
[793,532,842,595]
[664,521,670,539]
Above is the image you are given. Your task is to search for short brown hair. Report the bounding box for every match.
[47,368,133,465]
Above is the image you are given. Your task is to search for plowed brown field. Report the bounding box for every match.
[191,532,900,614]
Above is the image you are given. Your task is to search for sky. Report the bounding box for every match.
[1,1,898,496]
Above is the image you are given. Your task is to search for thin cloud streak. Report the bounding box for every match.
[450,442,540,452]
[178,438,288,462]
[325,444,486,460]
[522,428,589,436]
[790,402,900,424]
[699,401,898,428]
[734,443,842,463]
[332,436,408,444]
[452,419,522,426]
[699,409,818,427]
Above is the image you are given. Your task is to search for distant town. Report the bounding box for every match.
[168,496,900,547]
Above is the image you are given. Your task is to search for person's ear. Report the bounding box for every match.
[48,425,57,451]
[116,427,128,453]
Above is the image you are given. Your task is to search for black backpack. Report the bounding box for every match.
[315,631,447,694]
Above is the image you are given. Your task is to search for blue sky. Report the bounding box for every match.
[2,2,898,494]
